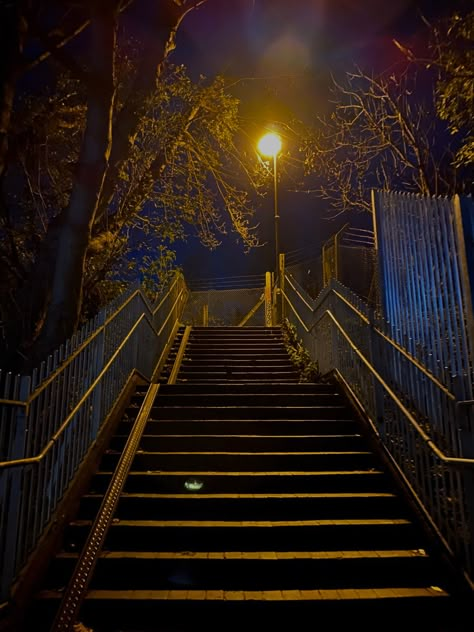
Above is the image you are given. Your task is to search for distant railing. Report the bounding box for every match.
[182,274,266,326]
[283,272,474,586]
[186,273,266,292]
[0,273,188,600]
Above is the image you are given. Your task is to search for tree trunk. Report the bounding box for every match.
[0,3,27,184]
[97,0,203,221]
[34,3,118,358]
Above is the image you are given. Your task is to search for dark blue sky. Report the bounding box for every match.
[131,0,466,281]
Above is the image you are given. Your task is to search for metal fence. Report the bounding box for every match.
[286,254,323,300]
[286,225,377,304]
[182,274,266,326]
[283,272,474,585]
[0,273,188,600]
[373,191,474,399]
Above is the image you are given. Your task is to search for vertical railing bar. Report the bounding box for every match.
[403,201,427,413]
[416,198,436,379]
[422,198,446,383]
[434,199,459,382]
[433,200,463,453]
[451,197,474,392]
[399,197,417,356]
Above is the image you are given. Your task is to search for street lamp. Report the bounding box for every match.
[258,132,282,287]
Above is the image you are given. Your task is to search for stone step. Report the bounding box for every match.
[177,378,302,384]
[181,351,290,358]
[180,352,290,358]
[30,587,455,632]
[176,370,300,380]
[151,393,345,407]
[89,470,391,495]
[77,491,405,521]
[141,405,351,420]
[45,549,441,592]
[187,336,284,343]
[155,383,338,395]
[99,450,378,472]
[108,433,367,452]
[64,518,425,553]
[117,419,360,435]
[189,329,283,335]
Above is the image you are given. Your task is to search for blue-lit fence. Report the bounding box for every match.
[283,273,474,585]
[373,191,474,401]
[283,190,474,586]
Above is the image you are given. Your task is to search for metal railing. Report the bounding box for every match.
[283,272,474,586]
[182,285,266,327]
[0,273,188,600]
[373,191,474,397]
[186,273,266,292]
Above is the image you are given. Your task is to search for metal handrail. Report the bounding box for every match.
[285,273,457,401]
[332,289,369,324]
[152,275,180,316]
[323,309,474,468]
[0,313,148,469]
[281,288,311,333]
[0,398,27,407]
[285,274,315,311]
[26,288,144,404]
[50,382,161,631]
[0,274,187,602]
[283,274,473,467]
[0,281,188,469]
[0,279,184,412]
[156,286,187,336]
[168,326,192,385]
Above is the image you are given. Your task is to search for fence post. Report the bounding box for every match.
[329,280,338,370]
[92,310,106,436]
[1,376,30,601]
[368,308,386,438]
[453,194,474,386]
[264,272,272,327]
[279,253,285,323]
[453,376,474,574]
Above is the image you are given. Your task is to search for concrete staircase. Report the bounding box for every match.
[29,326,468,631]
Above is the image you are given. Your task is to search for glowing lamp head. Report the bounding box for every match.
[258,132,282,158]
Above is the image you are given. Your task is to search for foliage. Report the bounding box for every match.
[0,54,266,365]
[0,70,85,286]
[301,8,474,218]
[83,63,266,311]
[281,318,320,383]
[300,65,458,218]
[430,11,474,168]
[0,0,275,367]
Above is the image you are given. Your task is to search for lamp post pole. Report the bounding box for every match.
[257,132,282,291]
[273,151,280,289]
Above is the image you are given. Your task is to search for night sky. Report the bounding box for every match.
[137,0,459,283]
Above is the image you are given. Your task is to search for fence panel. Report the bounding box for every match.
[0,273,187,600]
[373,191,474,402]
[182,287,265,326]
[283,272,474,583]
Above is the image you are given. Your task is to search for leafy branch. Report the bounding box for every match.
[281,318,320,383]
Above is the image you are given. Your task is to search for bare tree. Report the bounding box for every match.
[302,66,457,218]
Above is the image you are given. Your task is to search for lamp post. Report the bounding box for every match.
[258,132,282,288]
